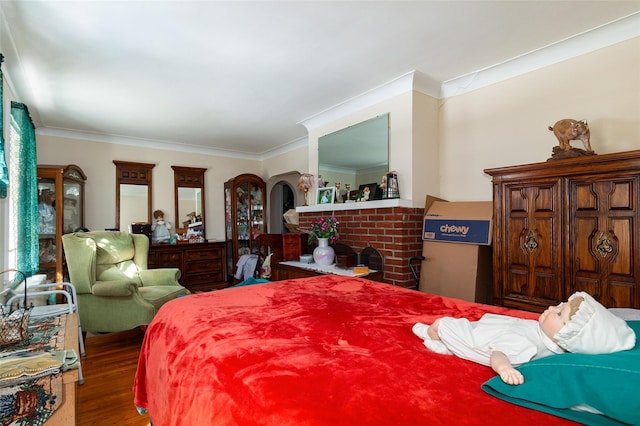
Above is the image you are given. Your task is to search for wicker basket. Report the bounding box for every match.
[0,307,30,347]
[284,223,301,233]
[0,269,31,347]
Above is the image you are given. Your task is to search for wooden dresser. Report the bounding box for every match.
[148,242,228,292]
[485,150,640,312]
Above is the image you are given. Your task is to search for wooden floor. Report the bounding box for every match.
[77,329,150,426]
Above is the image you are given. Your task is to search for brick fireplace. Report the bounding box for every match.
[298,203,425,288]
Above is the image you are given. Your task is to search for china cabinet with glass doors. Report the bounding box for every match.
[37,164,86,282]
[224,173,266,279]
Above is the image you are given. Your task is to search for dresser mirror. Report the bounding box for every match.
[114,160,154,231]
[318,113,389,193]
[172,166,207,235]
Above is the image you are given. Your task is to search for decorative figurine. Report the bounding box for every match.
[358,186,371,202]
[151,209,172,244]
[380,171,400,199]
[297,174,314,206]
[548,118,592,152]
[38,189,56,234]
[547,118,597,161]
[63,197,78,233]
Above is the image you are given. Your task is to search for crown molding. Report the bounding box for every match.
[36,125,309,161]
[298,71,418,130]
[440,12,640,98]
[36,127,261,159]
[259,136,308,161]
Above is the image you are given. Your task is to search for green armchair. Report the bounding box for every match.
[62,230,190,333]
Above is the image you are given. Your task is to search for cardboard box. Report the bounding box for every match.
[422,200,493,245]
[419,242,493,303]
[418,197,493,304]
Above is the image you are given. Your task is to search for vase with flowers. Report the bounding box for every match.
[308,216,339,266]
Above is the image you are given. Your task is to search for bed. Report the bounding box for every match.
[133,275,639,425]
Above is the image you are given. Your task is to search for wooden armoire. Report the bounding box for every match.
[485,150,640,312]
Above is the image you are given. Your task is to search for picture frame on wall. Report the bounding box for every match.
[317,187,336,204]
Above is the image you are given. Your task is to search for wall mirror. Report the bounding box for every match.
[172,166,207,236]
[318,113,389,197]
[114,160,154,231]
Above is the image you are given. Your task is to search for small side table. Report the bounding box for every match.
[272,261,384,283]
[45,313,79,425]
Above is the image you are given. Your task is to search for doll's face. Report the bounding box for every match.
[538,302,573,341]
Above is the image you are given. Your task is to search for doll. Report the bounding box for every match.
[260,253,273,279]
[412,291,635,385]
[38,189,56,234]
[63,197,78,233]
[358,186,370,202]
[39,238,56,263]
[151,209,172,244]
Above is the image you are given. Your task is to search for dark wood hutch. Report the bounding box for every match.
[485,150,640,312]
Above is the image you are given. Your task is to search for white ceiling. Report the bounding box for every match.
[1,1,639,159]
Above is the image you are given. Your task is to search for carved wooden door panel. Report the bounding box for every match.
[501,179,563,311]
[569,177,640,307]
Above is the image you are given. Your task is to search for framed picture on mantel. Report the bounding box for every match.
[317,187,336,204]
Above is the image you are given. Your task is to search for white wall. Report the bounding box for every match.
[36,134,263,240]
[439,37,640,201]
[262,143,308,179]
[413,91,441,202]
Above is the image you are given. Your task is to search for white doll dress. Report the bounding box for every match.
[435,314,565,367]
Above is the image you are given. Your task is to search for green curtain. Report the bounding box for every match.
[10,102,39,275]
[0,54,8,199]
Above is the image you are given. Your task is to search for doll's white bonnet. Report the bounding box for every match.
[554,291,636,354]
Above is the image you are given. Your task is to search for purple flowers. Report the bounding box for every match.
[308,216,339,244]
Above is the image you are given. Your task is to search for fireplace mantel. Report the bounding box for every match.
[296,198,414,213]
[296,201,425,288]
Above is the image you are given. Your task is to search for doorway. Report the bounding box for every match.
[267,172,300,233]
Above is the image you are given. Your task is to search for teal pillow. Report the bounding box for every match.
[228,277,270,288]
[482,321,640,426]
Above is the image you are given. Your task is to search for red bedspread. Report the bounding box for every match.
[133,275,575,425]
